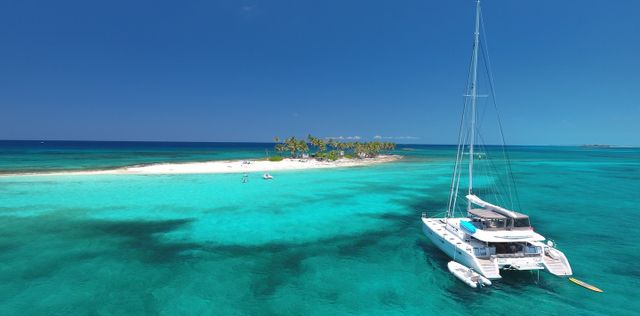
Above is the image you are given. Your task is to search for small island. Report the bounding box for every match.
[581,144,614,148]
[4,135,401,177]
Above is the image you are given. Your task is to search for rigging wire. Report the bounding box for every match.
[477,131,511,208]
[446,1,525,216]
[447,38,477,218]
[453,127,471,216]
[479,9,522,211]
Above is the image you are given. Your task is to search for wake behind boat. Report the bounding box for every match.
[421,0,572,287]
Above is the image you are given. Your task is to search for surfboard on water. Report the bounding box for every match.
[569,277,603,293]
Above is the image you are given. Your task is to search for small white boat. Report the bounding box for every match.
[262,173,273,180]
[447,261,492,288]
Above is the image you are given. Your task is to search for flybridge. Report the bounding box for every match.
[466,195,528,220]
[466,194,532,231]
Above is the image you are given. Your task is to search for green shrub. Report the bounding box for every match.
[268,156,284,162]
[327,151,339,161]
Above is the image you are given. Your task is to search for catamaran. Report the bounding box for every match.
[421,0,572,287]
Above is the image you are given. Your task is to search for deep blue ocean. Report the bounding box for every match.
[0,141,638,315]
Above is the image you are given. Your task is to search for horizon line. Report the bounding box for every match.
[0,139,636,148]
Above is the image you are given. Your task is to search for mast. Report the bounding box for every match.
[468,0,481,210]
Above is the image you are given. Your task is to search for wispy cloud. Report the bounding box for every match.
[325,135,418,141]
[373,135,419,140]
[240,4,259,19]
[241,5,256,12]
[324,136,361,140]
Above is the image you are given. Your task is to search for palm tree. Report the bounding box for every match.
[327,139,337,152]
[353,142,364,158]
[307,134,316,152]
[333,141,345,157]
[385,142,396,152]
[341,142,354,156]
[307,134,326,155]
[285,136,298,158]
[273,136,285,155]
[297,139,309,157]
[317,138,326,153]
[275,135,394,160]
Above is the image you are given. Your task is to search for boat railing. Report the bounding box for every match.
[495,252,541,258]
[422,210,449,218]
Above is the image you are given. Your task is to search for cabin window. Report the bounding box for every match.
[513,218,530,228]
[483,219,505,229]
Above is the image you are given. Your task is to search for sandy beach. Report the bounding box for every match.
[3,155,402,177]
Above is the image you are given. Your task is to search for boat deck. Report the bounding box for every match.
[543,253,572,276]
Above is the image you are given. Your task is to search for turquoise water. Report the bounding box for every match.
[0,141,273,173]
[0,142,638,315]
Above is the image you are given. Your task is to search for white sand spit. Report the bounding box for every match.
[3,155,402,177]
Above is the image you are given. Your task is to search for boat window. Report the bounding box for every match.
[483,219,505,229]
[513,218,530,228]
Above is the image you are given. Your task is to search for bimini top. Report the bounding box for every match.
[466,194,529,219]
[468,208,506,219]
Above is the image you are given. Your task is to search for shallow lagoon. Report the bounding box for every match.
[0,144,638,315]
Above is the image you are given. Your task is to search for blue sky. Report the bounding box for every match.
[0,0,638,145]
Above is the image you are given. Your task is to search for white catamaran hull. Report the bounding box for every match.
[421,218,498,279]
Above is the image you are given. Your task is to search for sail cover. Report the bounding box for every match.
[466,194,519,218]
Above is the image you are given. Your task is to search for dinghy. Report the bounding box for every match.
[448,261,492,288]
[262,173,273,180]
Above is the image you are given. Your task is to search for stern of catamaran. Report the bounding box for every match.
[460,195,573,277]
